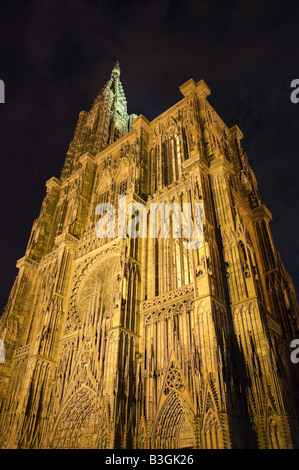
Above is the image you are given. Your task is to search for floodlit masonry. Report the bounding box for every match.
[0,63,299,449]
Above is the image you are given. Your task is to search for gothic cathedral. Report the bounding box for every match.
[1,63,299,449]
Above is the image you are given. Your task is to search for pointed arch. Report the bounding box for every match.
[151,353,196,449]
[198,383,224,449]
[136,417,149,449]
[266,406,285,449]
[201,405,223,449]
[94,168,113,195]
[151,390,196,449]
[162,116,179,139]
[51,386,97,449]
[96,403,112,449]
[115,160,130,195]
[90,169,113,228]
[161,118,182,187]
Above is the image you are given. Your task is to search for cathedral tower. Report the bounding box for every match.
[0,65,299,449]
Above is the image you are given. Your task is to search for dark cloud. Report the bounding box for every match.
[0,0,299,311]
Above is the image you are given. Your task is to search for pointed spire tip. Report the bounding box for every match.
[112,61,121,76]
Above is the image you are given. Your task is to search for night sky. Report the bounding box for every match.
[0,0,299,313]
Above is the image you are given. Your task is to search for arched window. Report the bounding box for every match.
[119,179,128,195]
[150,146,159,193]
[161,130,182,187]
[181,126,189,161]
[202,410,223,449]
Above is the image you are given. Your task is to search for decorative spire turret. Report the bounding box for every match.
[61,62,137,180]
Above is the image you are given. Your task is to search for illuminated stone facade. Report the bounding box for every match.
[1,63,299,449]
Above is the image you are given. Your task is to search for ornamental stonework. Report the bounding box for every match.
[0,63,299,449]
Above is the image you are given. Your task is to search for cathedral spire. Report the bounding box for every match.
[61,62,137,179]
[103,60,126,106]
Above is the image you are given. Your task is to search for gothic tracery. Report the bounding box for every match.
[0,65,299,449]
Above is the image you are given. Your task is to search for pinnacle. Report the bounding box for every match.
[112,61,121,76]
